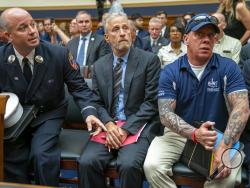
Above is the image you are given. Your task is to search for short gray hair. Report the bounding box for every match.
[104,12,128,33]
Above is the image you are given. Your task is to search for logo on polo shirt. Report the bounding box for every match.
[207,78,219,92]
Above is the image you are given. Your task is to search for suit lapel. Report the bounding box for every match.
[25,44,48,100]
[124,48,138,105]
[103,54,114,109]
[86,33,95,66]
[72,37,79,59]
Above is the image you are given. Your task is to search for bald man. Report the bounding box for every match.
[213,12,242,64]
[0,8,105,186]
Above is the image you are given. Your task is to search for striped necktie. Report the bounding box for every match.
[112,58,123,117]
[22,57,32,84]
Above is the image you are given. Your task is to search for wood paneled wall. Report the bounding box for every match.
[36,15,179,34]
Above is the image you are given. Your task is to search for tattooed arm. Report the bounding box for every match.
[158,98,217,150]
[158,98,194,139]
[223,90,249,147]
[211,90,249,179]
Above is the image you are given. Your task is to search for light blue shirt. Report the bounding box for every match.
[113,49,130,120]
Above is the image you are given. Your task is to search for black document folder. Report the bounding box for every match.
[180,139,212,177]
[4,105,38,142]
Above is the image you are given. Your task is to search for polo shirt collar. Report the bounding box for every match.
[180,54,218,72]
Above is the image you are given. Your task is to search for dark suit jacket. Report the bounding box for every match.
[239,43,250,70]
[137,29,149,39]
[162,25,170,39]
[0,41,98,126]
[142,36,169,54]
[67,32,110,66]
[92,47,163,142]
[134,36,152,52]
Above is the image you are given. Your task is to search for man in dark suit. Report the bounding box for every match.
[79,12,162,188]
[143,17,169,54]
[131,13,149,39]
[156,10,170,39]
[0,8,105,186]
[67,11,110,74]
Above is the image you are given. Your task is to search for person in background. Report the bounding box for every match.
[212,12,242,64]
[69,18,80,39]
[143,17,169,54]
[41,17,61,44]
[240,42,250,69]
[128,19,152,52]
[217,0,250,45]
[144,13,249,188]
[96,12,109,36]
[131,12,149,39]
[155,10,170,39]
[183,12,195,25]
[37,21,45,38]
[67,10,110,74]
[52,22,70,46]
[0,7,105,186]
[158,22,186,68]
[0,15,9,46]
[79,12,162,188]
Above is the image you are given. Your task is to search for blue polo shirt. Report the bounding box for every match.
[158,53,246,132]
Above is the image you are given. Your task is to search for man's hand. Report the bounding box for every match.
[85,115,107,134]
[211,146,231,179]
[195,121,217,150]
[105,121,128,149]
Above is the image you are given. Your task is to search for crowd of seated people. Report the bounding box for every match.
[1,0,250,187]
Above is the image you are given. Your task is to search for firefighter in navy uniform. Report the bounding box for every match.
[0,7,105,186]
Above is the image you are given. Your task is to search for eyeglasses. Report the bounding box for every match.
[185,15,218,34]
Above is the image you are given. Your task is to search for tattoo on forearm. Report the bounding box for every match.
[224,91,249,145]
[158,99,195,139]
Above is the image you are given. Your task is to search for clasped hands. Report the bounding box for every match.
[195,121,231,179]
[85,116,128,149]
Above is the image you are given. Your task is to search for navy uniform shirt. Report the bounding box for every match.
[158,53,246,132]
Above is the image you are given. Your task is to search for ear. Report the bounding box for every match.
[5,32,12,42]
[183,34,189,46]
[104,33,109,43]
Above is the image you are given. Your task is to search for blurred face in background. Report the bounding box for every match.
[69,18,79,36]
[43,19,52,33]
[148,21,162,40]
[169,26,183,43]
[156,13,167,26]
[134,17,144,29]
[76,13,92,35]
[37,22,44,33]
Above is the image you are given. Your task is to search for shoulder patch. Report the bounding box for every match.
[68,52,79,70]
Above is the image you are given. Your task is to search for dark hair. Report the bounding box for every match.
[169,22,185,36]
[155,10,168,17]
[130,13,143,20]
[183,12,195,19]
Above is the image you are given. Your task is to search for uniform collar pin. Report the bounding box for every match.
[7,55,16,64]
[35,55,44,64]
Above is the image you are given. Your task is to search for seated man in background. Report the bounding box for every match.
[79,12,162,188]
[144,13,249,188]
[131,12,149,39]
[143,17,169,54]
[155,10,170,39]
[212,12,242,64]
[0,7,104,186]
